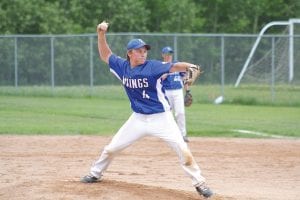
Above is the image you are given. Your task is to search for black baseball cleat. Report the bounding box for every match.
[81,174,99,183]
[195,183,213,198]
[183,136,190,143]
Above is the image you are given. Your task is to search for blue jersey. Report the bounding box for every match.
[109,54,172,114]
[162,72,185,90]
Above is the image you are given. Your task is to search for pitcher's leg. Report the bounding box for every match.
[179,146,206,186]
[175,145,214,197]
[167,138,206,186]
[90,113,146,178]
[150,111,205,186]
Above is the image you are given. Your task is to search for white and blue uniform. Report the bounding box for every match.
[162,72,187,137]
[162,72,185,90]
[89,54,206,187]
[109,54,172,114]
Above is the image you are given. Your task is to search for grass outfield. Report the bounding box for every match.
[0,93,299,138]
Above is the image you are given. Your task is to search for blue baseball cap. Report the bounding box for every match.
[127,39,151,50]
[161,46,174,54]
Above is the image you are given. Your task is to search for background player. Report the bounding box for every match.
[161,46,190,142]
[81,21,213,198]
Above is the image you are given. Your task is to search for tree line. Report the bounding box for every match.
[1,0,299,34]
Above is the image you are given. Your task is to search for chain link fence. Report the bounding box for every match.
[0,33,299,104]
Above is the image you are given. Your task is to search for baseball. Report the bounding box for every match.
[214,96,224,104]
[97,21,108,31]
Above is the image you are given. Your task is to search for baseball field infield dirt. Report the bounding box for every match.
[1,136,299,200]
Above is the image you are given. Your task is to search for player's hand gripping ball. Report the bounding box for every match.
[183,65,202,86]
[97,21,109,32]
[184,90,193,107]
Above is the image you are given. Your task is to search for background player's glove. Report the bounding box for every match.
[184,90,193,107]
[183,65,202,86]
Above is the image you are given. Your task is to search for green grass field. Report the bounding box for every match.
[0,86,299,138]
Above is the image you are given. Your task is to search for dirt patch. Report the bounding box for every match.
[0,136,299,200]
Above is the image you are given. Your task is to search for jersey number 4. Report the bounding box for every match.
[142,90,150,99]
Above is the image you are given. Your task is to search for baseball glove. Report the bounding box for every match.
[184,90,193,107]
[183,65,202,86]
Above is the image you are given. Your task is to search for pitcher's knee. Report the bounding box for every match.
[103,145,119,157]
[183,148,194,166]
[177,145,194,166]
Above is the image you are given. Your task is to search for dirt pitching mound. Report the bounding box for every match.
[0,136,299,200]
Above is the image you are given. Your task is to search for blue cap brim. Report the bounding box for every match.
[129,44,151,50]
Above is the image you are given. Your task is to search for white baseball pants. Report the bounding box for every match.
[165,88,186,137]
[90,111,205,186]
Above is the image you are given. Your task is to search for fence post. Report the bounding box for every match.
[220,35,225,97]
[173,35,178,61]
[50,36,55,90]
[271,37,275,102]
[14,37,18,88]
[89,36,94,95]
